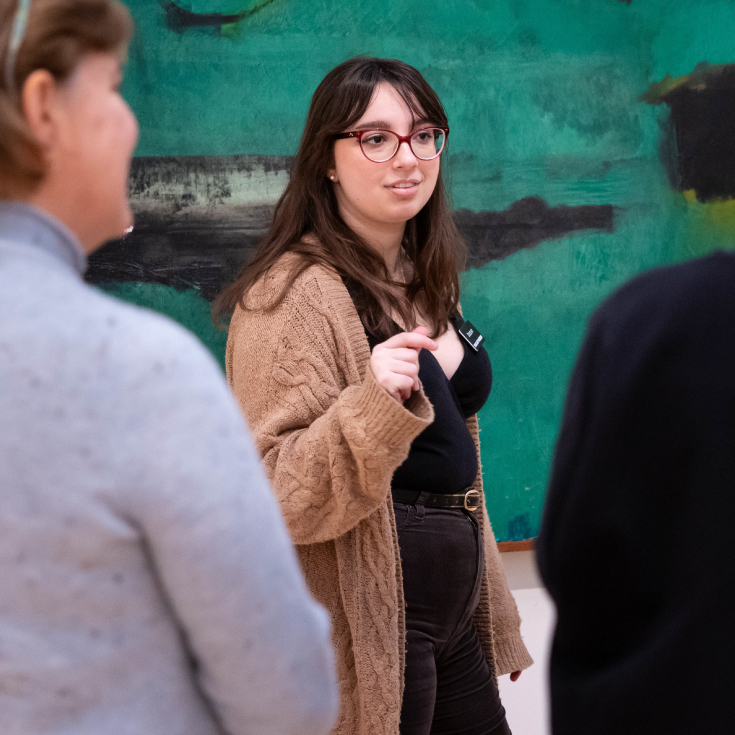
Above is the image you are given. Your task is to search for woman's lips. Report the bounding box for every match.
[386,181,420,196]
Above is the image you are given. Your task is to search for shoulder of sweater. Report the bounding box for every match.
[79,285,226,388]
[239,253,355,328]
[590,251,735,347]
[0,247,227,402]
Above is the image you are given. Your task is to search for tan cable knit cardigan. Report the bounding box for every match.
[226,254,533,735]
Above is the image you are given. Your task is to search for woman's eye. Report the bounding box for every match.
[415,131,432,142]
[364,134,385,145]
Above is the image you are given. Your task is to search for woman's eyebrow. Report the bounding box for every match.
[353,118,435,131]
[353,120,393,130]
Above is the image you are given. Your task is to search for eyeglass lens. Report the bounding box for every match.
[360,128,446,162]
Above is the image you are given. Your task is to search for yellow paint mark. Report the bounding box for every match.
[683,189,697,203]
[703,198,735,230]
[681,191,735,235]
[642,63,731,105]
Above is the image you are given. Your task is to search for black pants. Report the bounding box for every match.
[394,495,512,735]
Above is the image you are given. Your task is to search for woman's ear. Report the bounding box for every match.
[21,69,59,150]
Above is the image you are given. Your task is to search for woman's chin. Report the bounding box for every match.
[385,203,427,224]
[384,192,432,220]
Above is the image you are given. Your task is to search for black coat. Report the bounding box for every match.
[537,251,735,735]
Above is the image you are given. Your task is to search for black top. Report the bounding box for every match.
[359,307,493,494]
[536,251,735,735]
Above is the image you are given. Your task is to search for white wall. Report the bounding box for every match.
[498,551,555,735]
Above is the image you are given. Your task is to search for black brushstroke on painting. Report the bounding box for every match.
[652,64,735,201]
[87,214,270,301]
[86,156,616,301]
[455,197,615,269]
[87,155,289,300]
[160,0,277,31]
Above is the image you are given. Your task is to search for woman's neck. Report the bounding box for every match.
[27,185,101,254]
[372,231,404,281]
[338,206,405,280]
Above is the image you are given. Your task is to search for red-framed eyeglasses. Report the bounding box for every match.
[335,126,449,163]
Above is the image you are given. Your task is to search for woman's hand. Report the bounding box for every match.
[370,326,437,403]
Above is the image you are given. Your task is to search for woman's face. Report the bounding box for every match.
[330,83,441,233]
[47,52,139,250]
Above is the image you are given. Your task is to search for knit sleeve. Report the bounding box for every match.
[466,415,534,676]
[228,273,434,546]
[481,512,534,675]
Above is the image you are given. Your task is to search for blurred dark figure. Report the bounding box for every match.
[537,251,735,734]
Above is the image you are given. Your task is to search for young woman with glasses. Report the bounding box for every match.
[215,57,533,735]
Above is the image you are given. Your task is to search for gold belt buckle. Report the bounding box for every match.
[464,489,481,511]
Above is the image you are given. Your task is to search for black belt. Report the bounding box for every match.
[392,487,482,512]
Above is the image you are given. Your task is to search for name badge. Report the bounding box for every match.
[458,320,485,352]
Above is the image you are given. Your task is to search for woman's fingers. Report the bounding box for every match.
[379,331,437,352]
[387,359,419,378]
[393,373,416,392]
[383,347,421,364]
[382,373,416,403]
[397,373,415,402]
[371,328,436,402]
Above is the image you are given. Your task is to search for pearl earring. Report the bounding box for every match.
[329,175,335,181]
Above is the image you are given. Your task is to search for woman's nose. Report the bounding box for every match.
[393,140,418,167]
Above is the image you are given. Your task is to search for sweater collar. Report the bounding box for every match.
[0,201,87,276]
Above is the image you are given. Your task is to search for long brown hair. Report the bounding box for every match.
[0,0,133,197]
[212,56,466,339]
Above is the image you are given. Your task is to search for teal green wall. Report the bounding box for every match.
[113,0,735,541]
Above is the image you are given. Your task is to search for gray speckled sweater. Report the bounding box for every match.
[0,203,338,735]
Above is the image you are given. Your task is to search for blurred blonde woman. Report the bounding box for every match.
[0,2,337,733]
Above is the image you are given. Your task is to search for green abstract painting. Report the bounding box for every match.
[89,0,735,542]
